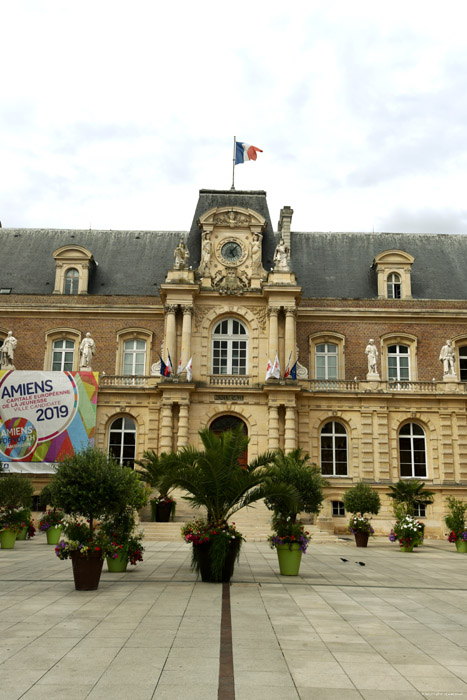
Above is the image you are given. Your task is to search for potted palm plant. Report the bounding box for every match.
[387,479,434,515]
[264,448,327,575]
[444,496,467,552]
[343,482,381,547]
[0,474,34,549]
[135,450,176,522]
[160,426,295,582]
[51,445,149,589]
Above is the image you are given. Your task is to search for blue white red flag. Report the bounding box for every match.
[284,352,292,379]
[289,362,297,380]
[235,141,263,164]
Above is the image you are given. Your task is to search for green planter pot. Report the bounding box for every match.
[16,526,28,541]
[400,544,415,552]
[0,530,17,549]
[276,543,303,575]
[106,550,128,572]
[46,526,62,545]
[455,539,467,553]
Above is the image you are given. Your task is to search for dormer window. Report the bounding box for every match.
[387,272,401,299]
[53,245,94,295]
[373,250,414,300]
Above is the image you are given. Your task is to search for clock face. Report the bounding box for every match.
[221,241,243,263]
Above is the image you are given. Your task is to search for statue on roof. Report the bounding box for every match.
[174,239,190,270]
[199,233,212,276]
[273,238,289,271]
[1,330,17,369]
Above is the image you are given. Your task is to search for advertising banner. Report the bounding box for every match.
[0,371,98,471]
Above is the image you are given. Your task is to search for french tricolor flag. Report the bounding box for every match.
[235,141,263,164]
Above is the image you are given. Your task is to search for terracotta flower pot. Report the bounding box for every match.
[276,543,303,576]
[70,550,104,590]
[354,531,369,547]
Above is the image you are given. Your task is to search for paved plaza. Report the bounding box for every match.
[1,535,467,700]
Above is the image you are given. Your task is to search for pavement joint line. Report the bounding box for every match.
[218,582,235,700]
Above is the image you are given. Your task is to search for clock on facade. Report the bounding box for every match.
[221,241,243,263]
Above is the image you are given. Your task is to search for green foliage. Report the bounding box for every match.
[444,496,467,533]
[264,448,327,522]
[159,426,296,525]
[387,479,434,515]
[135,450,175,499]
[39,484,55,510]
[50,445,149,532]
[343,482,381,517]
[0,474,34,510]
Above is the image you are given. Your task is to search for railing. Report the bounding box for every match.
[99,375,151,387]
[308,379,360,392]
[209,375,250,386]
[387,381,438,392]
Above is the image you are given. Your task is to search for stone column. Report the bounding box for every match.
[268,307,279,360]
[178,404,190,449]
[284,307,296,373]
[159,402,173,453]
[181,305,193,368]
[284,406,296,453]
[164,304,177,365]
[268,405,280,450]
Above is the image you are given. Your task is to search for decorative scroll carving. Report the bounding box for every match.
[151,340,164,375]
[212,267,250,295]
[295,344,308,379]
[194,305,217,330]
[247,306,267,332]
[213,210,249,227]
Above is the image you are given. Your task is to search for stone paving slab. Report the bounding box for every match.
[1,535,467,698]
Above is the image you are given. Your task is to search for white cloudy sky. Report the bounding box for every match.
[1,0,467,234]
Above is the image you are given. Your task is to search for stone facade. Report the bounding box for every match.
[2,188,467,537]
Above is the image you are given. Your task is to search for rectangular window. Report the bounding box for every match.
[413,503,426,517]
[332,501,345,517]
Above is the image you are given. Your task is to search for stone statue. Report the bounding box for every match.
[199,233,212,275]
[273,238,289,271]
[1,330,17,369]
[79,332,96,370]
[174,239,189,269]
[439,339,456,376]
[251,233,262,270]
[365,339,379,375]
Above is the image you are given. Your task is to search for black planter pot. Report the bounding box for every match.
[155,501,173,522]
[194,539,241,583]
[70,550,104,590]
[354,531,369,547]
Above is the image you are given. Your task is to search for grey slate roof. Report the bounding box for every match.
[1,189,467,299]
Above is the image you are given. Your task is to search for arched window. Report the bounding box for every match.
[212,318,248,375]
[320,421,348,476]
[459,346,467,381]
[64,268,79,295]
[387,273,401,299]
[388,344,410,381]
[108,416,136,469]
[123,339,146,376]
[52,339,75,371]
[315,343,338,380]
[399,423,427,478]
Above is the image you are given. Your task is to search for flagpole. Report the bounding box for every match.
[231,136,236,190]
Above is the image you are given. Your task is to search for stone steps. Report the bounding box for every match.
[140,522,339,543]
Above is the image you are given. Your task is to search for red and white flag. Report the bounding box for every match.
[184,357,193,382]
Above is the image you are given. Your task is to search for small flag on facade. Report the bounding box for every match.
[159,358,169,376]
[289,362,297,380]
[235,141,263,164]
[167,352,173,376]
[265,358,274,381]
[272,353,281,379]
[177,356,183,375]
[184,357,193,382]
[283,351,292,379]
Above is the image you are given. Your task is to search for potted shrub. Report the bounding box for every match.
[264,448,327,575]
[343,482,381,547]
[50,445,149,590]
[135,451,176,522]
[387,479,434,515]
[39,508,65,545]
[389,506,424,551]
[444,496,467,553]
[15,508,35,541]
[160,427,295,582]
[101,507,145,572]
[0,474,34,549]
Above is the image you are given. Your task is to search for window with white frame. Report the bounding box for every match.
[108,416,136,468]
[459,346,467,381]
[388,344,410,381]
[413,503,426,517]
[320,421,348,476]
[399,423,427,478]
[123,339,146,376]
[212,318,248,375]
[52,339,75,371]
[332,501,346,516]
[64,268,79,295]
[315,343,338,380]
[387,272,401,299]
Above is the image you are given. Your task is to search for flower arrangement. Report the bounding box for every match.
[444,497,467,544]
[55,520,113,561]
[181,519,243,546]
[448,530,467,543]
[39,508,65,531]
[0,507,28,535]
[182,518,244,581]
[101,508,145,566]
[27,522,36,539]
[389,513,424,548]
[348,515,375,535]
[151,495,175,506]
[268,517,311,554]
